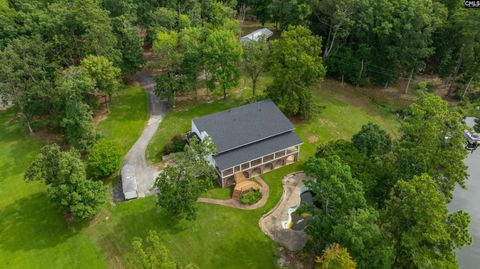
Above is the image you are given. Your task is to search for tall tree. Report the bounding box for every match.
[155,137,217,220]
[24,144,105,221]
[0,36,53,133]
[242,36,269,97]
[396,93,468,200]
[268,0,311,30]
[153,27,203,106]
[304,155,366,246]
[80,55,121,106]
[316,243,356,269]
[383,174,472,268]
[203,29,242,99]
[332,208,394,269]
[20,0,121,67]
[352,122,392,157]
[112,18,145,75]
[61,99,97,152]
[266,25,326,118]
[154,71,187,107]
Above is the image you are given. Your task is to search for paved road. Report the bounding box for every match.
[122,72,167,198]
[449,117,480,268]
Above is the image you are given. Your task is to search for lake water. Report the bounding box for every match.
[449,117,480,268]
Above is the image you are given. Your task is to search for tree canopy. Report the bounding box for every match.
[203,29,243,99]
[25,144,105,221]
[155,137,217,220]
[383,174,472,268]
[396,93,468,200]
[266,25,326,118]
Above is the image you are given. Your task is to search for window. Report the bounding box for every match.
[287,146,298,154]
[275,150,286,158]
[263,154,274,162]
[223,168,233,177]
[251,158,262,166]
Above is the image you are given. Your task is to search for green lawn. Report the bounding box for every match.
[0,85,147,269]
[0,78,401,269]
[97,83,148,156]
[201,186,232,200]
[0,110,107,269]
[148,79,400,163]
[92,166,286,269]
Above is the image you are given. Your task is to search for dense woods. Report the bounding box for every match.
[241,0,479,99]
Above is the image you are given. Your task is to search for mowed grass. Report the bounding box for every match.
[104,79,398,268]
[0,110,107,269]
[0,78,401,269]
[97,83,148,156]
[0,85,147,269]
[148,79,400,163]
[93,165,286,269]
[296,80,401,160]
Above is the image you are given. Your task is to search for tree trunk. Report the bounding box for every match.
[252,73,259,97]
[223,86,226,100]
[25,118,33,134]
[357,60,364,88]
[405,68,414,94]
[447,58,462,96]
[462,77,474,99]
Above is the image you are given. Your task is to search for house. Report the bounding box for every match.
[240,28,273,44]
[191,99,303,188]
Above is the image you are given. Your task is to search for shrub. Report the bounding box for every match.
[240,190,262,205]
[416,81,433,93]
[87,139,122,178]
[163,134,187,155]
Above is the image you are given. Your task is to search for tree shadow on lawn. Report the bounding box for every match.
[0,192,86,252]
[103,199,278,268]
[108,203,189,240]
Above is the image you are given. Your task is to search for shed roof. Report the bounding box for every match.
[240,28,273,43]
[213,131,302,171]
[192,99,294,153]
[121,164,137,200]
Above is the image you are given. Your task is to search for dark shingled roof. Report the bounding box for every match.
[192,99,294,153]
[213,131,302,171]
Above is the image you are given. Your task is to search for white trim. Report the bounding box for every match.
[220,143,302,178]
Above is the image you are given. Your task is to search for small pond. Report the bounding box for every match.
[283,187,314,231]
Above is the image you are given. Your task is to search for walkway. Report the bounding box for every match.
[197,177,269,210]
[259,172,311,251]
[121,72,168,198]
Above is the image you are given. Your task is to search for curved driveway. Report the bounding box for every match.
[122,73,168,197]
[259,172,310,251]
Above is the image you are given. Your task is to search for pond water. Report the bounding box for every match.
[449,117,480,268]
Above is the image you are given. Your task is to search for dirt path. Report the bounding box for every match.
[259,172,310,251]
[197,177,270,210]
[121,72,168,198]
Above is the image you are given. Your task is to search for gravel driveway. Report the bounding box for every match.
[120,72,167,198]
